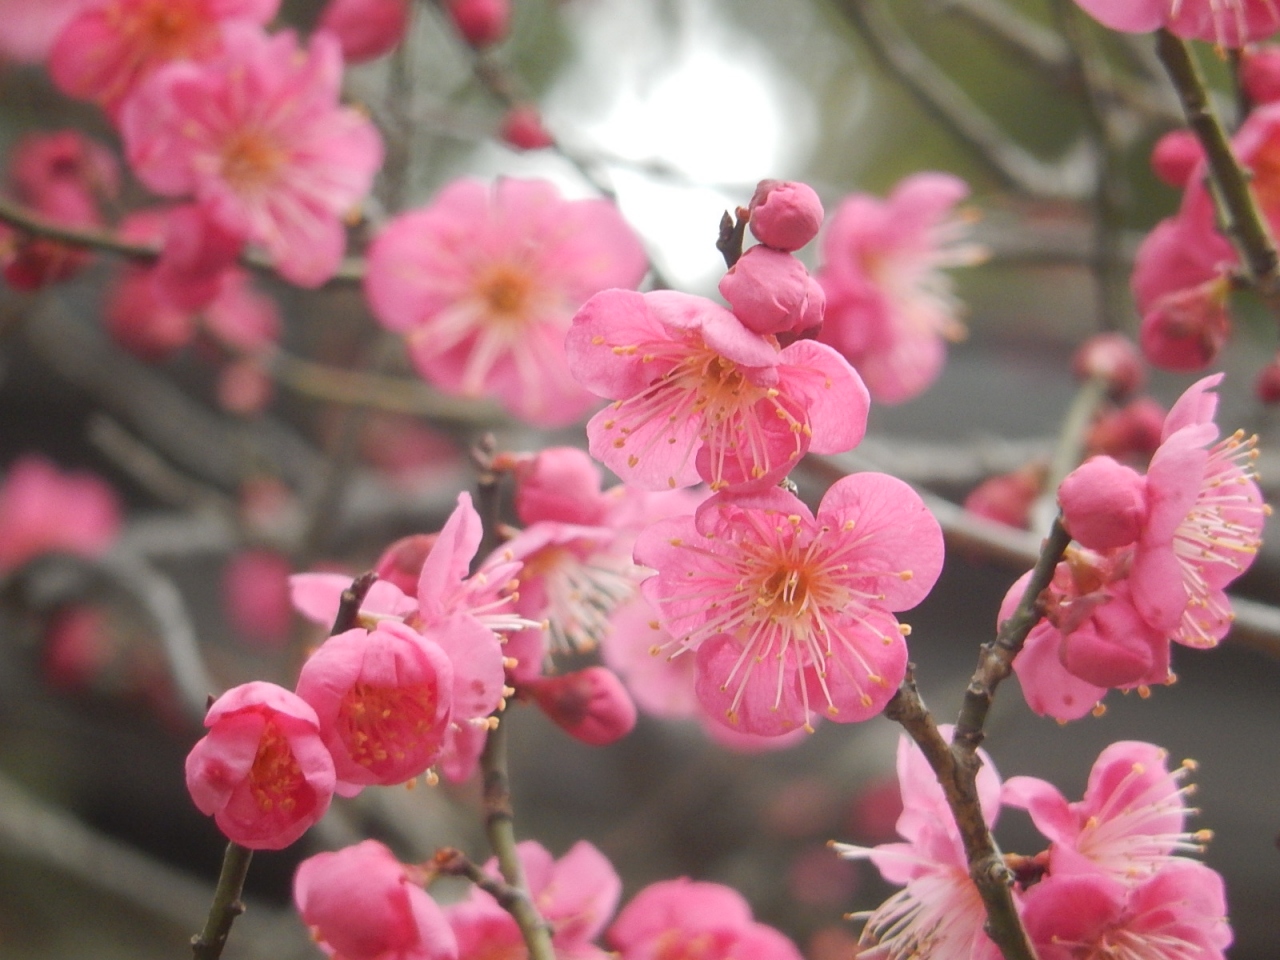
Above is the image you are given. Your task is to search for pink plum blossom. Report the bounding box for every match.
[816,172,982,404]
[447,841,619,960]
[1072,332,1145,400]
[718,245,825,337]
[0,456,121,573]
[1021,864,1231,960]
[185,681,335,849]
[295,840,458,960]
[223,548,294,647]
[294,622,455,796]
[1004,740,1207,881]
[49,0,281,118]
[567,289,868,492]
[524,667,637,746]
[1073,0,1280,47]
[634,472,944,736]
[365,178,647,427]
[833,728,1005,960]
[122,24,383,286]
[0,0,92,63]
[608,878,803,960]
[317,0,409,63]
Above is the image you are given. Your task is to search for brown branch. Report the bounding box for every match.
[716,209,749,269]
[434,847,546,922]
[332,571,378,635]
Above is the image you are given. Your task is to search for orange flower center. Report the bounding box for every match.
[220,129,285,194]
[474,264,535,320]
[248,720,305,813]
[121,0,210,61]
[338,682,439,772]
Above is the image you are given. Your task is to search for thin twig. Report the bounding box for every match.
[190,842,253,960]
[831,0,1094,200]
[332,571,378,635]
[434,847,545,919]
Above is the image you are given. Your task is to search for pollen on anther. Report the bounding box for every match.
[898,623,912,636]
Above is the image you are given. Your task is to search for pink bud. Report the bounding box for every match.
[447,0,509,47]
[1257,351,1280,403]
[104,268,195,360]
[963,464,1044,529]
[1058,456,1147,551]
[375,533,439,594]
[527,667,637,746]
[501,105,555,150]
[217,359,273,415]
[43,605,113,692]
[748,179,823,251]
[1086,398,1166,463]
[1243,46,1280,105]
[318,0,410,63]
[223,549,295,648]
[718,245,824,336]
[514,446,609,525]
[1071,332,1145,399]
[1150,130,1203,188]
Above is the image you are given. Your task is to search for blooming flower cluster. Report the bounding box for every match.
[1011,374,1267,720]
[836,732,1231,960]
[1073,0,1280,47]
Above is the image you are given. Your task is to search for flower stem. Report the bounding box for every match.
[189,842,253,960]
[478,716,557,960]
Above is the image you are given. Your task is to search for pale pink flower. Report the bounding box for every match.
[365,178,647,427]
[294,622,455,796]
[634,473,944,736]
[0,456,121,573]
[295,840,458,960]
[448,841,619,960]
[816,173,981,404]
[49,0,280,115]
[185,680,335,849]
[608,878,803,960]
[567,289,868,492]
[833,729,1004,960]
[1021,864,1231,960]
[0,0,92,64]
[122,24,383,287]
[1074,0,1279,47]
[1004,740,1207,882]
[317,0,409,63]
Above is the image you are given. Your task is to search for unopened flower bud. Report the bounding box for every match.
[1243,45,1280,105]
[748,179,823,251]
[1086,398,1166,463]
[501,105,554,150]
[447,0,509,47]
[527,667,637,746]
[963,463,1044,529]
[1150,130,1202,188]
[1058,456,1147,551]
[719,245,824,336]
[1072,332,1145,399]
[1256,351,1280,404]
[373,533,438,594]
[1139,276,1232,372]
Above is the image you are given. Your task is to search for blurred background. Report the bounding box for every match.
[1,0,1279,958]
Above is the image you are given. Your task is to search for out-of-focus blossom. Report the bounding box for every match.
[1243,45,1280,104]
[295,840,457,960]
[1072,332,1145,399]
[500,105,555,150]
[635,473,943,736]
[223,548,294,647]
[447,841,619,960]
[816,172,981,404]
[50,0,281,116]
[366,178,646,427]
[964,463,1045,530]
[1257,350,1280,403]
[0,456,121,573]
[1073,0,1280,47]
[524,667,637,746]
[1086,397,1166,465]
[122,25,382,287]
[445,0,509,47]
[0,0,92,63]
[609,878,804,960]
[567,289,867,492]
[185,681,335,849]
[1150,130,1203,188]
[318,0,409,62]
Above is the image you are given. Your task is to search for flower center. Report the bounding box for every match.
[248,720,304,812]
[757,564,813,620]
[474,264,534,320]
[124,0,209,60]
[220,129,285,194]
[338,681,440,773]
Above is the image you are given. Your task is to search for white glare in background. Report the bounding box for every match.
[546,0,816,293]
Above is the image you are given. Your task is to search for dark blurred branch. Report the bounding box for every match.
[930,0,1068,72]
[829,0,1094,200]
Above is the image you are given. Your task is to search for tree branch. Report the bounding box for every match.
[190,842,253,960]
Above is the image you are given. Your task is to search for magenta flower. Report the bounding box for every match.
[567,289,868,492]
[365,178,647,427]
[0,455,121,573]
[295,840,457,960]
[1004,740,1207,881]
[1022,864,1231,960]
[317,0,408,63]
[634,473,943,736]
[447,841,619,960]
[1074,0,1280,47]
[121,24,383,287]
[185,681,335,849]
[49,0,280,116]
[833,729,1005,960]
[816,172,982,404]
[608,878,803,960]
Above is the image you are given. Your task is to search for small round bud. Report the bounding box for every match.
[1150,130,1202,188]
[500,104,555,150]
[446,0,510,47]
[719,245,824,336]
[1072,332,1145,399]
[748,179,824,251]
